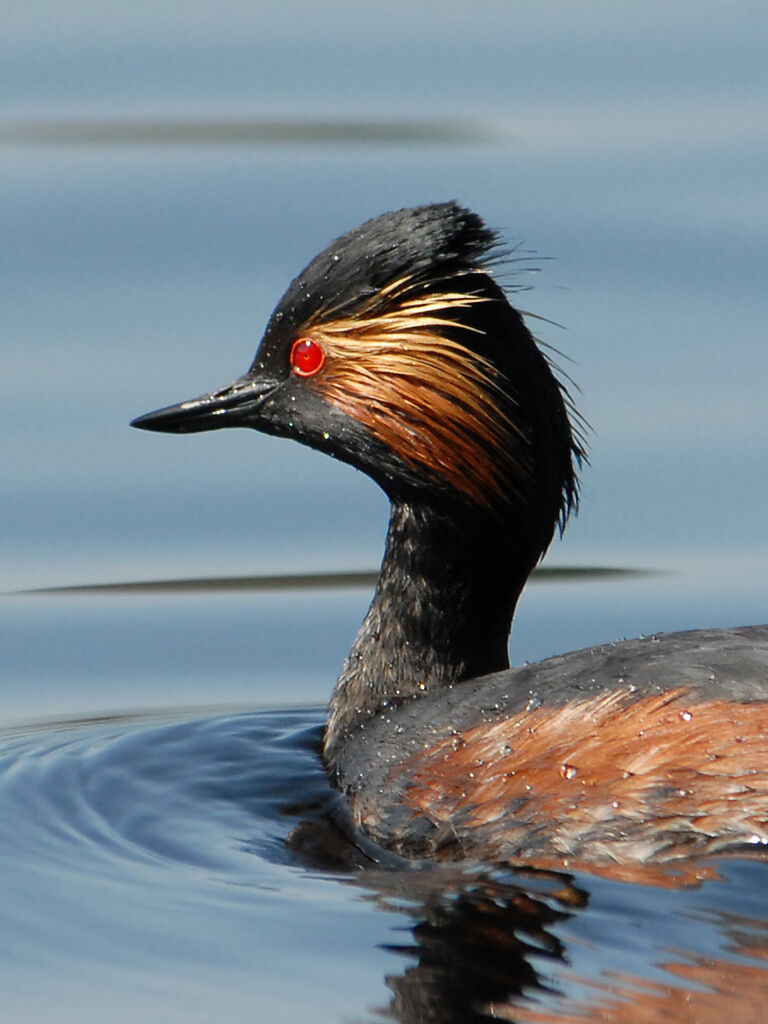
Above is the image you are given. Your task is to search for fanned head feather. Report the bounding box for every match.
[303,283,528,508]
[251,202,583,540]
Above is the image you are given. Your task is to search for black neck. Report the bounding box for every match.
[323,499,538,773]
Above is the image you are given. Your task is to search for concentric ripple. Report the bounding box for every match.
[0,707,404,1024]
[0,708,329,878]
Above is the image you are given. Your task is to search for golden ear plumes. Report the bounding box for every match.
[303,278,529,509]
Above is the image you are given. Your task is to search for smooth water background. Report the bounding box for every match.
[2,2,767,1020]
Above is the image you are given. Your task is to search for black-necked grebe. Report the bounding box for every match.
[132,202,768,868]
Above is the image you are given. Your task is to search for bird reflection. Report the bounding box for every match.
[286,809,768,1023]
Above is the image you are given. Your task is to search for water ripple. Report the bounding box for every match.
[0,708,329,884]
[4,708,768,1023]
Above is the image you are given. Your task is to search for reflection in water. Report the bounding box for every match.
[360,869,583,1023]
[339,861,768,1022]
[511,910,768,1024]
[2,708,768,1022]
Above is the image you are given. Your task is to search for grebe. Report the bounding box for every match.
[133,202,768,867]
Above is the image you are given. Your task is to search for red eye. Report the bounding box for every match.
[290,337,326,377]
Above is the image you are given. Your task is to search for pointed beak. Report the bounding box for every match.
[130,374,281,434]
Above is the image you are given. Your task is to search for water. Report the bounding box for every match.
[2,1,768,1019]
[4,709,768,1022]
[0,709,396,1022]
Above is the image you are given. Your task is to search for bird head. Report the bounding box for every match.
[132,202,582,551]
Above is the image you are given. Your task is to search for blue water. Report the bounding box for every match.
[2,1,768,1020]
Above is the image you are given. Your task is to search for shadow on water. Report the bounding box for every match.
[0,117,503,147]
[16,565,655,596]
[4,706,766,1022]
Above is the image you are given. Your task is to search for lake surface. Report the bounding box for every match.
[2,2,767,1020]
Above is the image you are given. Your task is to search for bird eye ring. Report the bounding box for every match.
[290,337,326,377]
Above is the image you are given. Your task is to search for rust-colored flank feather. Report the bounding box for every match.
[304,276,527,508]
[369,687,768,865]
